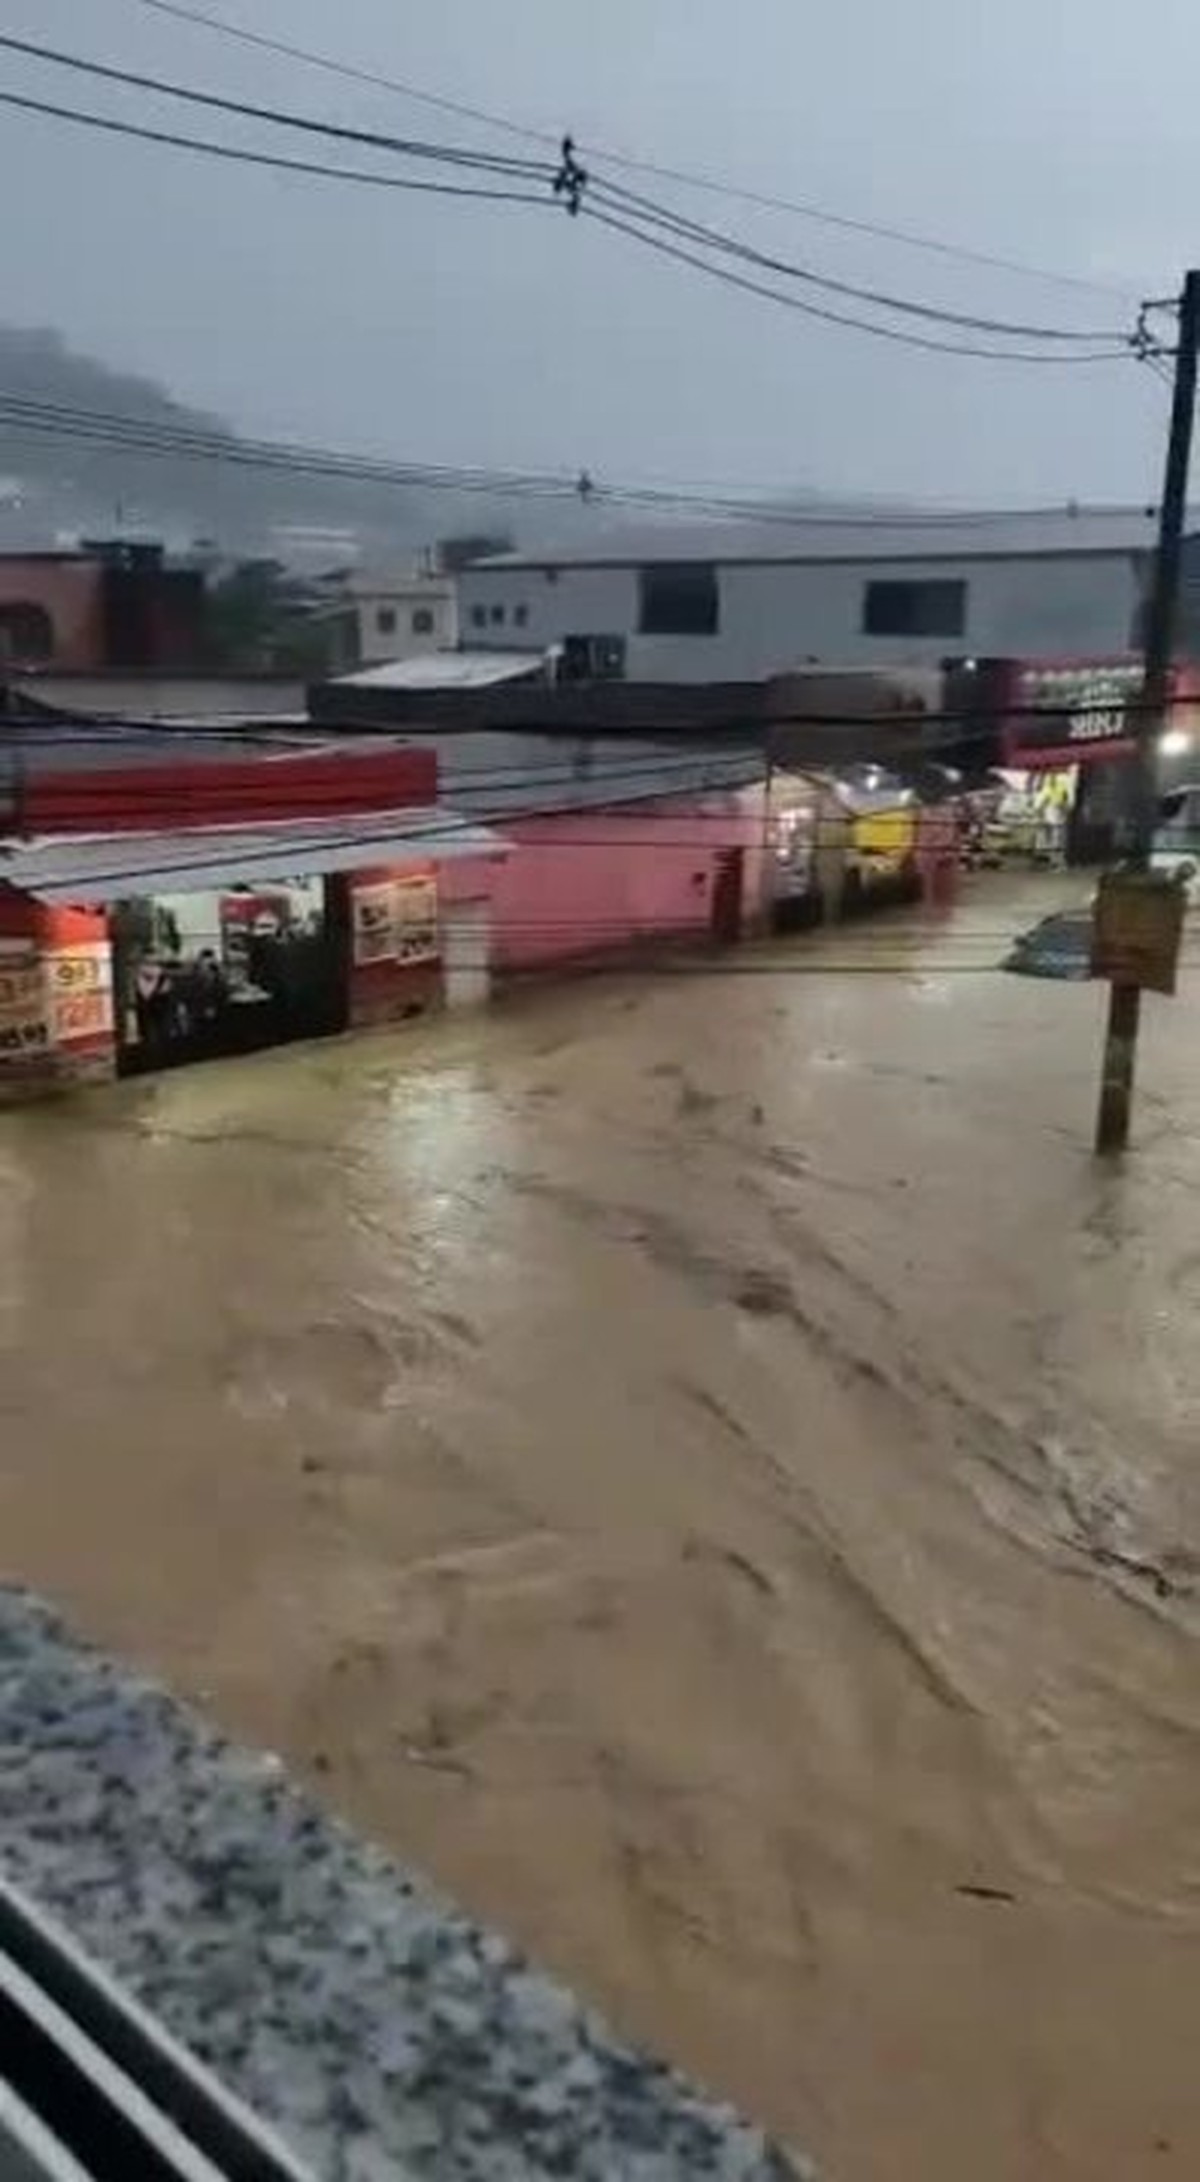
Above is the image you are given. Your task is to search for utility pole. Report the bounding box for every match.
[1094,268,1200,1155]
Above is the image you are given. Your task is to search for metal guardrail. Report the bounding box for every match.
[0,1878,313,2182]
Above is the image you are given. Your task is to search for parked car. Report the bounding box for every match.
[1004,909,1094,980]
[1152,784,1200,903]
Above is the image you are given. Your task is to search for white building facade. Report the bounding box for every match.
[351,570,458,666]
[456,510,1164,681]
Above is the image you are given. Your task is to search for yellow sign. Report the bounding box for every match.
[1091,871,1185,996]
[0,946,114,1062]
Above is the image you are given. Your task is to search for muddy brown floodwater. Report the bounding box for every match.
[4,872,1200,2181]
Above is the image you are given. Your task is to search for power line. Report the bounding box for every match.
[12,751,771,805]
[0,395,1143,528]
[578,163,1140,309]
[582,205,1132,365]
[587,178,1124,345]
[7,30,1126,350]
[0,389,1160,521]
[74,901,1044,943]
[0,791,1023,899]
[0,393,583,498]
[121,0,1139,305]
[0,31,552,181]
[0,87,553,203]
[7,694,1180,746]
[125,0,558,150]
[98,931,1030,955]
[0,41,1138,368]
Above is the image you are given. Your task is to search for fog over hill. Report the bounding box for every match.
[0,328,894,570]
[0,326,485,560]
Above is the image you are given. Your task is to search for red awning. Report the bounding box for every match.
[1002,738,1137,771]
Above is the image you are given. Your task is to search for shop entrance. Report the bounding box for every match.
[110,875,347,1075]
[1068,757,1140,865]
[991,759,1137,870]
[710,848,744,945]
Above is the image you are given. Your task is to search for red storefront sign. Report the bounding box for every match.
[1001,658,1147,770]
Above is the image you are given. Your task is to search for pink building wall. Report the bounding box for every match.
[486,786,768,971]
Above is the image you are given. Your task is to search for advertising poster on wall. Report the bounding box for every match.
[393,875,439,962]
[352,875,438,966]
[45,946,114,1043]
[352,882,399,966]
[0,953,49,1063]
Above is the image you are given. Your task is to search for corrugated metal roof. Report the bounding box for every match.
[0,805,504,903]
[11,676,308,720]
[0,718,764,817]
[0,722,314,776]
[474,506,1172,570]
[332,651,545,690]
[404,731,762,819]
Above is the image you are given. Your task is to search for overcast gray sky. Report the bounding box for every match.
[0,0,1190,509]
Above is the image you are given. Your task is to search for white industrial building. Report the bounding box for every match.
[347,567,458,666]
[456,508,1170,681]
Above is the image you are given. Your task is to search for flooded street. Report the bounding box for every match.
[4,870,1200,2182]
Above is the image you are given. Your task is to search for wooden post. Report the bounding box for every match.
[1095,269,1200,1153]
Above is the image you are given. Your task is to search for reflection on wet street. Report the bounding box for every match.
[4,871,1200,2182]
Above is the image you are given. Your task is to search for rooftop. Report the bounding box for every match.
[333,651,546,691]
[408,729,761,820]
[0,713,762,823]
[344,568,457,598]
[0,717,320,778]
[0,805,502,901]
[475,505,1175,570]
[9,672,308,722]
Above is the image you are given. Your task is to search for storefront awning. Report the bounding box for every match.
[1004,738,1137,771]
[0,805,506,905]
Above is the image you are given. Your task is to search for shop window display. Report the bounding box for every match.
[111,876,336,1071]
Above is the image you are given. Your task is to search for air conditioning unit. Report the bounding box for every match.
[559,634,627,682]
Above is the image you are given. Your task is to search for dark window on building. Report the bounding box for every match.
[490,603,505,625]
[638,564,719,636]
[470,604,487,629]
[0,601,53,662]
[412,607,435,635]
[514,603,529,628]
[375,606,397,635]
[861,579,967,638]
